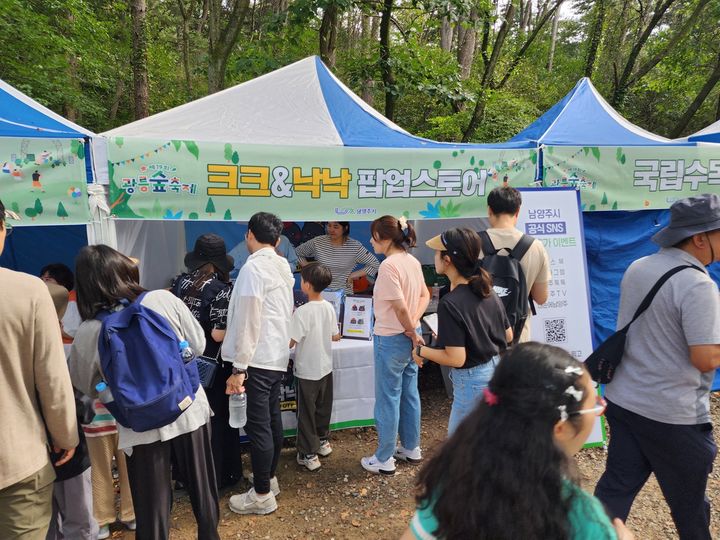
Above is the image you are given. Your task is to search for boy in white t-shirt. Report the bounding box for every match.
[290,262,341,471]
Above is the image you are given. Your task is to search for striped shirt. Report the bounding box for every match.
[296,235,380,294]
[82,400,118,438]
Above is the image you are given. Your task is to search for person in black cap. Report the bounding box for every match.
[595,193,720,540]
[171,234,242,489]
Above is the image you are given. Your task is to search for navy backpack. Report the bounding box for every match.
[96,292,200,432]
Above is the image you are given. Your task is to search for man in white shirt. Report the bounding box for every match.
[222,212,294,515]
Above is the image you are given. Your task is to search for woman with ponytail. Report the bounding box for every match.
[413,227,512,433]
[403,342,633,540]
[361,216,430,475]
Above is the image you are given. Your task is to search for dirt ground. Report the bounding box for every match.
[107,366,720,539]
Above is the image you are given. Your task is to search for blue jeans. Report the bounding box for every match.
[447,356,499,435]
[373,333,421,462]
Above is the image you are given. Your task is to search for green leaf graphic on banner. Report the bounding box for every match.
[470,156,475,165]
[11,202,20,214]
[114,137,124,148]
[531,152,537,165]
[440,200,462,218]
[583,147,589,156]
[231,151,239,165]
[589,204,596,211]
[25,208,37,220]
[77,144,84,160]
[183,141,200,160]
[224,144,233,161]
[34,198,43,215]
[189,212,199,220]
[224,209,232,220]
[620,154,626,164]
[433,160,442,169]
[172,140,182,151]
[71,139,80,155]
[615,147,623,161]
[591,147,601,162]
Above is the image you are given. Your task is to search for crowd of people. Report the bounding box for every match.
[0,188,718,540]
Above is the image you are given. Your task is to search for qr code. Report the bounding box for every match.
[544,318,567,343]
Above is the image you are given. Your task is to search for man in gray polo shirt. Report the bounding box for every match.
[595,193,720,540]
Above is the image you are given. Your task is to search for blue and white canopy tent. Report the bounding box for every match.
[510,77,720,387]
[686,118,720,143]
[0,78,112,275]
[102,56,530,289]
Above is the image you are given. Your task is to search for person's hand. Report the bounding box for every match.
[412,350,424,367]
[612,518,635,540]
[225,373,246,395]
[53,446,76,467]
[405,330,424,348]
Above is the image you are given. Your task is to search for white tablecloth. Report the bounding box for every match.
[281,338,375,436]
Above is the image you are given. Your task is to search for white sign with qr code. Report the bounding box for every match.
[517,188,604,447]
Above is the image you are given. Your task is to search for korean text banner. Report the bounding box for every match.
[106,137,537,221]
[0,137,89,225]
[542,145,720,211]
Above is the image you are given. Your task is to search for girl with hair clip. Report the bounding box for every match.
[361,216,430,476]
[402,342,634,540]
[414,227,512,434]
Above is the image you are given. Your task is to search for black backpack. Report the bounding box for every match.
[478,231,535,345]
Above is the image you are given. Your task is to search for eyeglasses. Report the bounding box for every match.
[571,395,607,417]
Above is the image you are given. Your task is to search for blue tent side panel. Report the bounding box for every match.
[583,210,720,390]
[688,133,720,143]
[0,225,88,275]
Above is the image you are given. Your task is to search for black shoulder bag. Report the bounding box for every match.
[585,264,702,384]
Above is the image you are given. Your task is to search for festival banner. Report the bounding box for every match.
[542,145,720,211]
[517,188,605,446]
[0,137,89,225]
[106,137,537,221]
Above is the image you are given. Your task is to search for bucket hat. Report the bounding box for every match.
[184,233,234,273]
[651,193,720,247]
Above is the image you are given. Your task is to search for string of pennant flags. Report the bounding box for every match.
[111,141,173,167]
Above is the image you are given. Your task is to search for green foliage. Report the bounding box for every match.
[205,198,216,214]
[0,0,716,141]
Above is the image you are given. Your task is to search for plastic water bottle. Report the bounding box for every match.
[229,393,247,428]
[95,381,114,404]
[179,340,194,363]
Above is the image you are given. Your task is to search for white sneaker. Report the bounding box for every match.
[229,487,278,515]
[394,445,423,464]
[297,453,321,471]
[98,525,110,539]
[360,455,396,475]
[121,519,136,531]
[247,473,280,497]
[317,440,333,457]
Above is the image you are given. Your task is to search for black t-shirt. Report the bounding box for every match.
[435,284,510,369]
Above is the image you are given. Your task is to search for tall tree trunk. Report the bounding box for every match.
[546,1,563,72]
[462,1,515,142]
[319,3,338,68]
[440,16,453,51]
[611,0,676,109]
[670,50,720,138]
[457,8,478,80]
[109,79,125,124]
[379,0,396,120]
[177,0,195,98]
[361,14,378,106]
[207,0,251,94]
[583,0,604,77]
[131,0,149,119]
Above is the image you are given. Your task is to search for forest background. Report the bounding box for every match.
[1,0,719,143]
